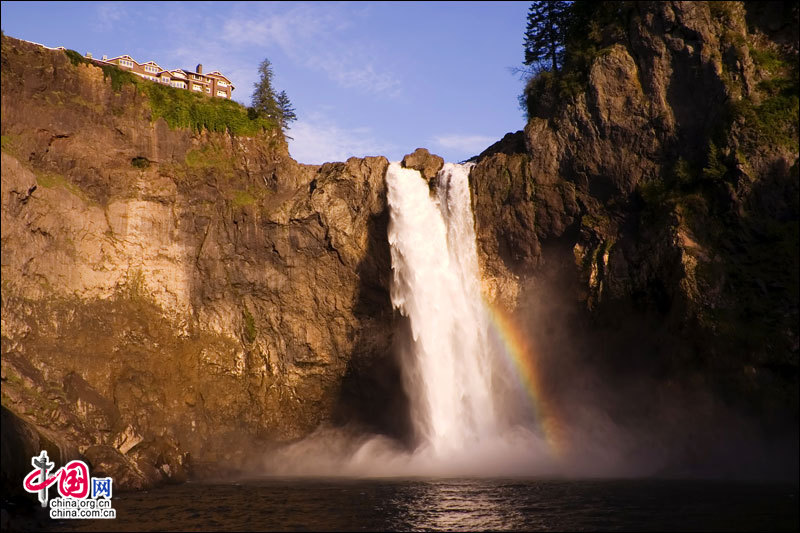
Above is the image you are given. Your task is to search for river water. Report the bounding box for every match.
[41,477,798,532]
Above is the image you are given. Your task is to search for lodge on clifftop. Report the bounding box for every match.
[89,52,234,99]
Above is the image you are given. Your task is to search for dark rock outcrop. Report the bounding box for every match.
[401,148,444,180]
[470,1,798,427]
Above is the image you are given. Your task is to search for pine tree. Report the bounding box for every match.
[251,58,280,122]
[523,1,570,72]
[276,90,297,130]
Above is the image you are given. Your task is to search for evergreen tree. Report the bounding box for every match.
[276,90,297,130]
[523,1,570,72]
[251,58,298,134]
[251,58,280,122]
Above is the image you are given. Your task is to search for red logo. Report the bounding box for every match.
[23,452,92,505]
[58,461,90,499]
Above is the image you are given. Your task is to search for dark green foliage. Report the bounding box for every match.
[523,1,570,72]
[749,46,785,74]
[520,67,586,117]
[131,156,150,169]
[145,81,273,135]
[251,57,297,134]
[98,63,138,92]
[727,79,799,149]
[561,1,629,74]
[276,90,297,130]
[673,157,697,188]
[64,49,91,67]
[251,58,280,122]
[520,1,633,118]
[702,142,728,182]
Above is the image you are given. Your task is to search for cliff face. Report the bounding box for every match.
[1,36,397,489]
[471,1,798,430]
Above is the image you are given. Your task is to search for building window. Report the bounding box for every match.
[206,87,211,93]
[216,90,227,98]
[217,81,227,87]
[144,65,159,73]
[192,84,202,92]
[119,59,133,68]
[173,81,186,89]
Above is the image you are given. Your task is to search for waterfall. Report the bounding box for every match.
[386,162,498,455]
[264,161,554,477]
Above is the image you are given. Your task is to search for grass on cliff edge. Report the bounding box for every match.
[65,49,275,137]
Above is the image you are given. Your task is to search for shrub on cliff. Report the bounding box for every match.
[144,81,274,136]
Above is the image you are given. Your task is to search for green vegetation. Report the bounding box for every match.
[726,45,799,149]
[99,63,139,91]
[231,189,257,207]
[523,1,569,73]
[251,57,297,134]
[749,46,786,75]
[146,81,274,135]
[184,143,235,177]
[520,2,633,117]
[701,142,728,182]
[65,49,91,67]
[1,134,20,155]
[35,170,88,200]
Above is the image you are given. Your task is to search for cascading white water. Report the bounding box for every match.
[386,162,499,455]
[264,161,555,477]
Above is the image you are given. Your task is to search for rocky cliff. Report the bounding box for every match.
[1,35,400,490]
[470,0,798,458]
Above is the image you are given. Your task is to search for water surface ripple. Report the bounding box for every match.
[45,478,798,532]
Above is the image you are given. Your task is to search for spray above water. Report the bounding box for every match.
[264,162,557,476]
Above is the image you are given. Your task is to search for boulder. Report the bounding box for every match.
[401,148,444,181]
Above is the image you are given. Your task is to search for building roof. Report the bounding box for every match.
[205,71,232,82]
[105,54,137,64]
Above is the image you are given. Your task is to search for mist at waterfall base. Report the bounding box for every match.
[258,162,797,481]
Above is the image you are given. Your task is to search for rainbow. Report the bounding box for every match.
[484,299,569,457]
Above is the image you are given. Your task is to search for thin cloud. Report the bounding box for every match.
[94,3,127,32]
[433,134,496,154]
[221,4,400,97]
[287,112,394,164]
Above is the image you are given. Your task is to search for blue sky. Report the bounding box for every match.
[1,1,531,164]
